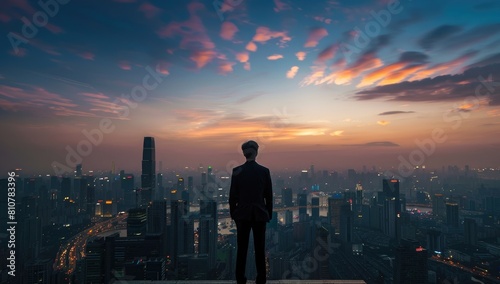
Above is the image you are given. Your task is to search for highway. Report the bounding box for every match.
[54,213,128,275]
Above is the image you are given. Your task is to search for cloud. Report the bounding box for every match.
[157,2,215,50]
[316,44,338,63]
[267,54,283,60]
[305,27,328,47]
[220,21,238,40]
[355,62,500,105]
[140,2,161,18]
[246,41,257,52]
[377,120,390,126]
[118,61,132,70]
[399,51,428,64]
[378,111,415,115]
[296,51,306,61]
[236,52,249,63]
[313,16,332,24]
[274,0,291,12]
[78,51,95,60]
[190,50,216,69]
[439,23,500,51]
[252,26,291,45]
[218,62,235,75]
[329,130,344,136]
[286,66,299,79]
[418,25,462,50]
[343,141,400,147]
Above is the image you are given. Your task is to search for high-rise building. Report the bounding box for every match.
[382,179,401,242]
[141,137,156,206]
[199,199,217,272]
[464,218,477,245]
[147,200,167,234]
[297,192,308,222]
[394,239,428,284]
[282,187,293,208]
[311,197,320,221]
[340,203,353,244]
[432,194,445,219]
[127,208,147,238]
[170,200,190,267]
[446,202,459,227]
[328,193,344,233]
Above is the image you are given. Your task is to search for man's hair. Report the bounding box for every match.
[241,140,259,158]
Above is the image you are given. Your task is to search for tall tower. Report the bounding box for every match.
[382,179,401,242]
[141,137,156,206]
[199,199,218,271]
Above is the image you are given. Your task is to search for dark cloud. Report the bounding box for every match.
[378,111,415,115]
[467,53,500,69]
[399,51,428,64]
[443,23,500,51]
[343,141,400,147]
[418,25,462,50]
[355,63,500,104]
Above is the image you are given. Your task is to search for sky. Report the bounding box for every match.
[1,0,500,175]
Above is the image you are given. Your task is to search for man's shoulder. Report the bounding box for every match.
[255,162,270,172]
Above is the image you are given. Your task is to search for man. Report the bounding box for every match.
[229,140,273,284]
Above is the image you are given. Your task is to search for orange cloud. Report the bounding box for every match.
[286,66,299,79]
[218,62,235,75]
[246,41,257,52]
[316,44,337,63]
[377,120,390,126]
[190,50,216,69]
[296,51,306,61]
[220,21,238,40]
[305,27,328,47]
[357,62,407,87]
[252,26,291,45]
[377,64,425,86]
[236,52,249,63]
[329,130,344,136]
[267,54,284,60]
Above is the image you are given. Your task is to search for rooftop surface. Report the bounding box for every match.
[113,281,367,284]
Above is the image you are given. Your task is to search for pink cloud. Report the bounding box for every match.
[220,21,238,40]
[305,27,328,47]
[118,61,132,70]
[190,50,216,69]
[286,66,299,78]
[267,54,283,60]
[78,51,95,60]
[236,52,249,63]
[9,48,27,57]
[296,51,306,61]
[140,2,162,18]
[313,16,332,24]
[218,62,235,75]
[252,26,291,45]
[246,41,257,52]
[45,24,63,34]
[243,62,251,70]
[156,61,170,75]
[316,44,338,63]
[157,2,215,50]
[81,92,109,100]
[274,0,291,12]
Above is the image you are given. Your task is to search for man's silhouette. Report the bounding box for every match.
[229,140,273,284]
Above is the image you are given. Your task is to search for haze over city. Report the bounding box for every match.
[1,0,500,174]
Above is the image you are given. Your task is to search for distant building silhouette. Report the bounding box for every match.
[282,187,293,208]
[446,202,459,227]
[141,137,156,206]
[382,179,401,242]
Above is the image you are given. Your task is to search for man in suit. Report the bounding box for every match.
[229,140,273,284]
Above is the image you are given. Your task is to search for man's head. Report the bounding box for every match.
[241,140,259,160]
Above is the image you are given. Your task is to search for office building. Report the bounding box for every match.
[394,239,428,284]
[446,202,459,227]
[141,137,156,206]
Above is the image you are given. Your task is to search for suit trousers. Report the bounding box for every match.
[235,219,267,284]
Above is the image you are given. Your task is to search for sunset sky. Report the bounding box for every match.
[1,0,500,175]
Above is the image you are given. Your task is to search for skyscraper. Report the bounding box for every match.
[328,193,344,233]
[127,208,147,238]
[311,197,320,221]
[199,199,217,271]
[394,239,428,284]
[382,179,401,242]
[297,192,308,222]
[141,137,156,206]
[446,202,459,227]
[464,218,477,245]
[282,187,293,208]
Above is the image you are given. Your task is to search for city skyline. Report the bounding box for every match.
[1,0,500,174]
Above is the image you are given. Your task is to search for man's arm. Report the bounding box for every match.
[229,168,238,220]
[264,168,273,221]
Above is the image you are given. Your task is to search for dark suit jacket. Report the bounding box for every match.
[229,160,273,222]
